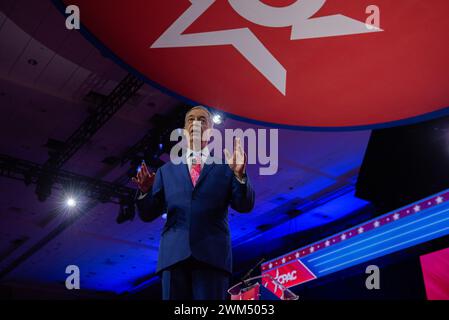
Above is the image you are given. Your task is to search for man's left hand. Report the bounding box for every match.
[224,137,246,180]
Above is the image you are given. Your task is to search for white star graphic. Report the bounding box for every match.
[393,213,400,220]
[295,252,300,258]
[413,205,421,212]
[269,263,273,269]
[374,221,380,228]
[282,258,286,264]
[341,234,346,240]
[325,240,330,247]
[151,1,383,95]
[310,246,314,253]
[358,227,364,234]
[273,269,280,293]
[436,196,443,204]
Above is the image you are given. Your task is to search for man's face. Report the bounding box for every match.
[184,108,212,149]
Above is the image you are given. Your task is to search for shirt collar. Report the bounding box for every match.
[187,146,210,161]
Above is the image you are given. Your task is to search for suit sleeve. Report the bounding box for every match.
[135,168,166,222]
[230,173,255,213]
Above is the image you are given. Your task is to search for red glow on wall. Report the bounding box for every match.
[420,247,449,300]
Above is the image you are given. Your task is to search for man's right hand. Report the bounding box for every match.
[132,162,155,194]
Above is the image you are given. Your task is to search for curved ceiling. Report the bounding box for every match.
[0,2,372,297]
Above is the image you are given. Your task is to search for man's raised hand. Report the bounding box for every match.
[224,137,246,180]
[132,162,155,194]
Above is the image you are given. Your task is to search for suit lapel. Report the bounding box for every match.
[194,161,216,189]
[176,152,218,190]
[178,161,194,190]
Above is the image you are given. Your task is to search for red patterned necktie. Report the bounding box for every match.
[190,155,202,186]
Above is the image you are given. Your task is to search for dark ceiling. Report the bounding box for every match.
[0,1,372,298]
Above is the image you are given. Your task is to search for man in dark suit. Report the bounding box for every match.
[133,106,255,300]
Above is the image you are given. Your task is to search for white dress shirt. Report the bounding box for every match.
[186,147,210,172]
[186,147,246,184]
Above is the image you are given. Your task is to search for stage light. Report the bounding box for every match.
[212,114,223,125]
[66,197,77,208]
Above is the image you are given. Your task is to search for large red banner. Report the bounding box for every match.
[60,0,449,128]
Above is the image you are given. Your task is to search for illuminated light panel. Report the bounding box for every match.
[66,198,77,208]
[261,189,449,291]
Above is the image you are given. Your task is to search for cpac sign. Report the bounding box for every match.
[262,259,316,298]
[60,0,449,128]
[275,269,297,285]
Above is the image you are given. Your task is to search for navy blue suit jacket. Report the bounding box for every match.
[136,158,255,274]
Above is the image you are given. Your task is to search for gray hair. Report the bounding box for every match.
[185,105,213,125]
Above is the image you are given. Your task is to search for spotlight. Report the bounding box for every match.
[212,114,223,125]
[66,197,77,208]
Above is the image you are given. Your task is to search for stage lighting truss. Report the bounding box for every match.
[0,154,135,205]
[33,74,143,201]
